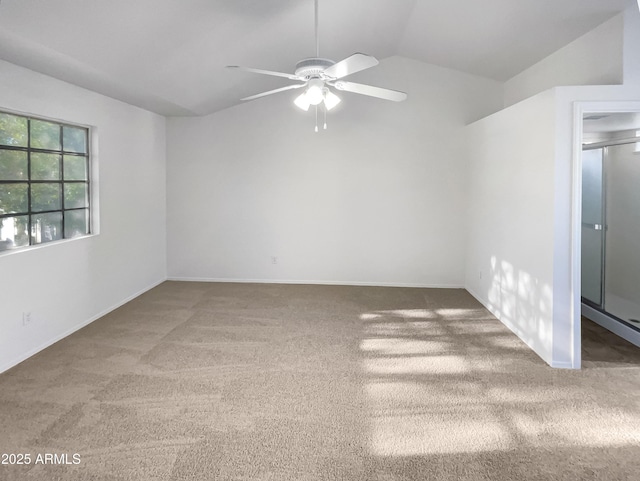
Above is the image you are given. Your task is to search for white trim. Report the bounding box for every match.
[571,101,584,369]
[550,361,575,369]
[0,233,98,258]
[167,276,464,289]
[0,277,166,374]
[571,101,640,370]
[583,303,640,348]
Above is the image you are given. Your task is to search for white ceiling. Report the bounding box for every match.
[0,0,630,116]
[584,112,640,133]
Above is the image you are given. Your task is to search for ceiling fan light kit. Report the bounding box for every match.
[302,78,326,106]
[323,90,341,110]
[227,0,407,132]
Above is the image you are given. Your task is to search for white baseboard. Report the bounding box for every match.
[550,361,575,369]
[0,277,166,374]
[166,276,464,289]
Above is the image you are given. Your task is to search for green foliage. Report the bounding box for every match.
[64,155,88,180]
[32,153,60,180]
[0,150,27,180]
[31,183,61,212]
[31,119,61,150]
[0,113,28,147]
[64,183,88,209]
[0,183,28,215]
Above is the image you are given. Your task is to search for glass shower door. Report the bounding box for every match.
[581,148,604,306]
[603,143,640,325]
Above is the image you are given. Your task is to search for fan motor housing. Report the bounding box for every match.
[295,58,335,79]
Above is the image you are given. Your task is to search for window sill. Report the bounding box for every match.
[0,233,99,258]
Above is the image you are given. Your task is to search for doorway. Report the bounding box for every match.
[581,113,640,348]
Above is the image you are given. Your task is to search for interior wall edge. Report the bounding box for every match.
[0,277,167,375]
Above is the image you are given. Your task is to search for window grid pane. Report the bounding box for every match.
[0,150,28,180]
[64,183,88,209]
[0,110,90,251]
[62,126,87,154]
[30,120,61,151]
[31,183,62,212]
[31,211,62,244]
[0,182,28,215]
[0,113,28,147]
[31,152,61,181]
[64,208,89,238]
[0,215,29,251]
[63,155,88,180]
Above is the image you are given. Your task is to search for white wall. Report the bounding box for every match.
[0,60,167,372]
[465,90,557,365]
[466,86,640,369]
[623,3,640,85]
[167,56,503,287]
[504,15,623,108]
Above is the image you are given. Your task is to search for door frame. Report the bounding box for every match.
[572,101,640,364]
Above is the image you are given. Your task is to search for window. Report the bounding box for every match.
[0,111,90,252]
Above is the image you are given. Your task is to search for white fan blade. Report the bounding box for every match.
[241,83,306,101]
[227,65,301,81]
[323,53,379,79]
[334,81,407,102]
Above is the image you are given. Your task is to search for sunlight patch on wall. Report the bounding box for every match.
[485,255,553,354]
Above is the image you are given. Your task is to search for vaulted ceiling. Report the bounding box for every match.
[0,0,630,116]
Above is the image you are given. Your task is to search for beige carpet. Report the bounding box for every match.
[1,282,639,480]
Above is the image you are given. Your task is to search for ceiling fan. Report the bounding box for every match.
[226,0,407,130]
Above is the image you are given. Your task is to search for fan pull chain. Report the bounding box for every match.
[315,106,318,133]
[323,108,327,130]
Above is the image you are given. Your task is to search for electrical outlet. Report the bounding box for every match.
[271,256,278,265]
[22,312,31,326]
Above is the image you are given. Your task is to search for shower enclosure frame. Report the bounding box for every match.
[581,140,640,334]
